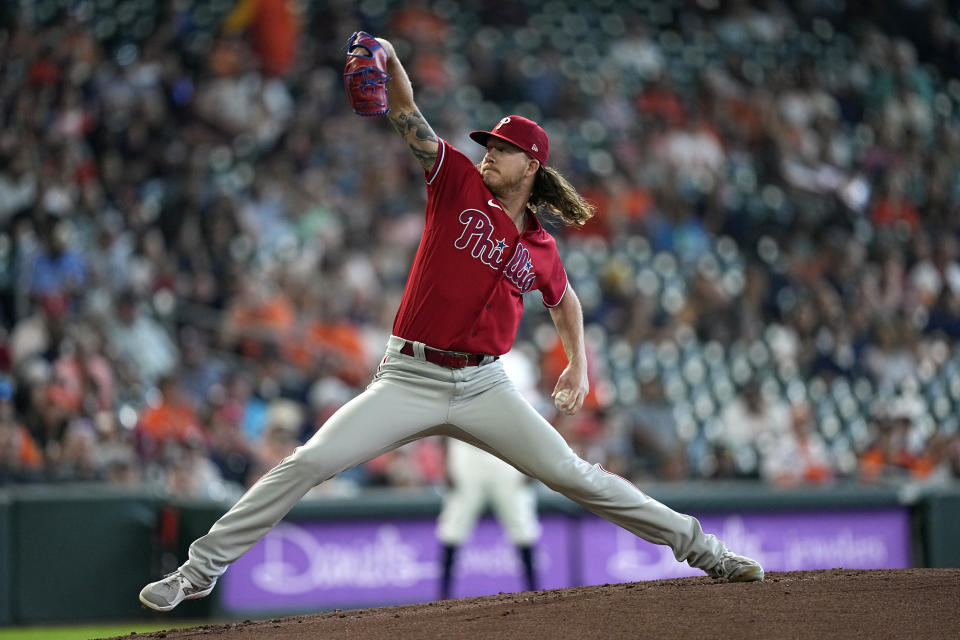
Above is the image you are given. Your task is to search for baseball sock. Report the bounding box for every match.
[440,544,457,600]
[518,544,537,592]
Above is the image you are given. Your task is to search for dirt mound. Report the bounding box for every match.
[113,568,959,639]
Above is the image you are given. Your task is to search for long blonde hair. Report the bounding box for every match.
[529,165,596,226]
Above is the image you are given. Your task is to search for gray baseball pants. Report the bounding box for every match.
[179,336,724,587]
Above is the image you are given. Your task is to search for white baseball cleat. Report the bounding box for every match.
[139,571,216,612]
[707,550,765,582]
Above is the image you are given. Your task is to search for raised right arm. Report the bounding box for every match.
[372,38,440,171]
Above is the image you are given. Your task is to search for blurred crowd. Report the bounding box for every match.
[2,0,960,497]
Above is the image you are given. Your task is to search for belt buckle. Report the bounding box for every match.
[448,350,470,368]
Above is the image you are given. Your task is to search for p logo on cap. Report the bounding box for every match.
[470,115,549,166]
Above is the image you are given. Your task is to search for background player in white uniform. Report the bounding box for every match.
[139,32,763,613]
[436,349,544,599]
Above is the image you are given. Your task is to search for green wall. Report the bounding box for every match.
[9,486,158,624]
[921,487,960,568]
[0,494,10,627]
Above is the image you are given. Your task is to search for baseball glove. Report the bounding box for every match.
[344,31,391,116]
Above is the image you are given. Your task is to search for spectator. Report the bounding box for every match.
[719,379,790,452]
[245,398,303,484]
[28,218,87,306]
[716,379,791,478]
[20,361,72,469]
[49,419,104,482]
[0,378,43,484]
[859,404,918,484]
[165,438,224,498]
[624,376,687,481]
[869,173,920,232]
[204,382,252,489]
[52,325,116,413]
[908,232,960,309]
[106,291,179,388]
[221,0,301,78]
[284,289,370,386]
[135,375,204,462]
[221,273,296,360]
[178,327,228,409]
[862,313,919,389]
[0,149,38,223]
[908,431,960,485]
[8,293,70,370]
[760,401,834,486]
[95,410,141,487]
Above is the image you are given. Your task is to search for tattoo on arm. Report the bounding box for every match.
[388,109,439,170]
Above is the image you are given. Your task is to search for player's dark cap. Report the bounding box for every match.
[470,115,549,166]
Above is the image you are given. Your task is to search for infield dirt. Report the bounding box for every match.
[110,568,959,639]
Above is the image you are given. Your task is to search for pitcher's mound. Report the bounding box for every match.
[115,568,959,639]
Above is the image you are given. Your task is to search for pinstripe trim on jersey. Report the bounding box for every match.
[542,275,569,308]
[279,445,302,465]
[598,463,648,496]
[425,138,446,185]
[374,354,389,378]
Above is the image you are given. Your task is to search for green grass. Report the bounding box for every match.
[0,621,200,640]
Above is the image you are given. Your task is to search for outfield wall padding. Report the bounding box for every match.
[7,486,159,624]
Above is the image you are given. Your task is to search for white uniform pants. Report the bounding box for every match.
[437,438,541,546]
[180,336,724,586]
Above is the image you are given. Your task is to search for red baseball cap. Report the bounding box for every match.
[470,115,549,166]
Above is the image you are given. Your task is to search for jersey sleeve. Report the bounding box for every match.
[424,140,481,191]
[539,252,568,308]
[423,138,449,186]
[423,139,483,224]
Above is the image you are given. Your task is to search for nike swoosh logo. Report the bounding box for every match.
[488,198,503,211]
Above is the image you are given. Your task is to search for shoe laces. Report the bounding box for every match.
[712,550,744,578]
[160,572,191,592]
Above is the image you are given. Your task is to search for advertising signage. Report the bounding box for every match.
[221,508,910,613]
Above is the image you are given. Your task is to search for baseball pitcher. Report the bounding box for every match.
[139,32,762,612]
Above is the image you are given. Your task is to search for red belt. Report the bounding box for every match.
[399,341,494,369]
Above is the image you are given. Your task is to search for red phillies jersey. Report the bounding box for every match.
[392,139,568,355]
